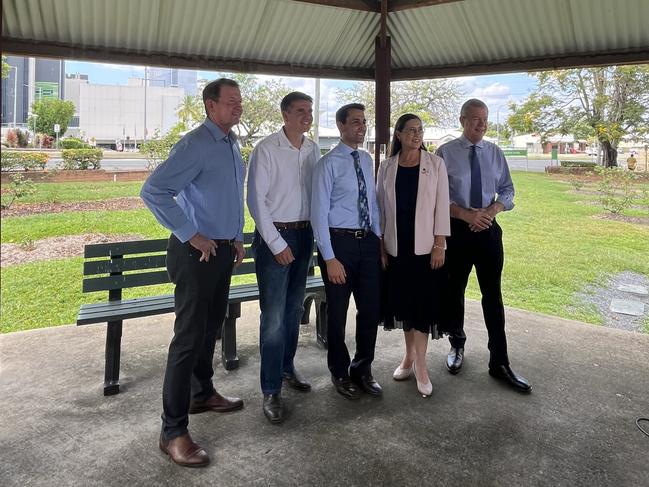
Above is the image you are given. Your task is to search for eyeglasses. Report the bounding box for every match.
[400,127,424,135]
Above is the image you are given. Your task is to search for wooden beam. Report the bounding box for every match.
[288,0,378,12]
[392,47,649,80]
[388,0,464,12]
[1,37,375,80]
[374,35,391,172]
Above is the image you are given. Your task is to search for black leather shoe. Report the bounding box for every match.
[489,365,532,393]
[331,377,361,400]
[352,374,383,396]
[262,393,284,424]
[282,370,311,392]
[446,347,464,374]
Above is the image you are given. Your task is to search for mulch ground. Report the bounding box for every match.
[0,197,145,218]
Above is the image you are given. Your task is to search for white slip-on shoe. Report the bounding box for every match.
[392,365,413,381]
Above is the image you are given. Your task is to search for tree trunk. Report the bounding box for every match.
[601,141,618,167]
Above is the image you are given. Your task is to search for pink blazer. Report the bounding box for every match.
[377,150,451,256]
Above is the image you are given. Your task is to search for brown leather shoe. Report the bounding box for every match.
[159,432,210,468]
[189,391,244,414]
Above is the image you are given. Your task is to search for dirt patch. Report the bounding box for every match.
[593,213,649,226]
[1,197,145,218]
[1,233,144,267]
[574,271,649,333]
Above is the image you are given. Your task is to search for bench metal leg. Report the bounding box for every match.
[222,302,240,370]
[301,295,314,324]
[104,320,123,395]
[315,294,328,349]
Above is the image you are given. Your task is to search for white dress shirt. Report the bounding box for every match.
[247,128,320,255]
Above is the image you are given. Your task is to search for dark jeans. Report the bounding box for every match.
[161,234,235,440]
[445,218,509,367]
[253,227,313,395]
[318,231,381,379]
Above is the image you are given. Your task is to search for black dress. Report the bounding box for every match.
[384,163,447,338]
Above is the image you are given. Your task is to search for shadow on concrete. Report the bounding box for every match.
[1,301,648,486]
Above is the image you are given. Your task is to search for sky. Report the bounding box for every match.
[65,60,538,129]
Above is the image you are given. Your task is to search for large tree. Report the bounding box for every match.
[231,73,290,146]
[338,79,463,128]
[28,98,76,137]
[507,65,649,167]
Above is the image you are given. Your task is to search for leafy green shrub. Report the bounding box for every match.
[0,173,37,209]
[560,160,597,168]
[240,145,253,165]
[14,128,29,148]
[60,149,103,170]
[140,124,185,171]
[59,137,90,149]
[595,166,638,214]
[0,151,49,171]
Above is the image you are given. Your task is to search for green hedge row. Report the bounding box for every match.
[560,160,598,168]
[61,149,103,170]
[59,138,91,150]
[0,151,49,171]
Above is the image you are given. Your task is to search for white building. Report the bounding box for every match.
[65,76,184,146]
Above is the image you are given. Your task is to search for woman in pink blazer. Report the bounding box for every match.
[376,113,451,397]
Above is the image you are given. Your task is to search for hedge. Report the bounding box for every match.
[560,160,598,168]
[0,151,49,171]
[60,149,103,170]
[59,138,91,150]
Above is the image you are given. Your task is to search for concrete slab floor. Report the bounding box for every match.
[1,301,648,487]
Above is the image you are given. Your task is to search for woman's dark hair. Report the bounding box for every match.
[389,113,427,157]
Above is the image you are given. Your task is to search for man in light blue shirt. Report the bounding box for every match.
[311,103,383,400]
[141,78,246,468]
[436,98,531,393]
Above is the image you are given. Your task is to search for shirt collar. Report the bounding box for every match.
[203,117,232,143]
[277,127,305,150]
[336,140,360,155]
[459,134,485,149]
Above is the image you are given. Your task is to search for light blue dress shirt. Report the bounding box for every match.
[436,135,515,211]
[310,141,381,261]
[140,118,245,242]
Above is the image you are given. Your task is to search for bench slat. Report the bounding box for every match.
[83,271,171,292]
[84,239,169,258]
[83,255,167,275]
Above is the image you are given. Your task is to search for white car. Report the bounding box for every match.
[586,147,599,156]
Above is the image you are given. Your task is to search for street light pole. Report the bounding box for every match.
[9,66,18,127]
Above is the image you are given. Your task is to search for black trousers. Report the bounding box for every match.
[162,234,235,440]
[318,231,381,379]
[445,218,509,367]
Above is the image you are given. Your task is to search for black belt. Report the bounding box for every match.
[213,239,235,245]
[273,221,311,230]
[330,228,370,239]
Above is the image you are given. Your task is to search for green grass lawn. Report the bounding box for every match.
[1,172,648,333]
[1,181,145,206]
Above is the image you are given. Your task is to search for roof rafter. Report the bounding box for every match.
[289,0,463,12]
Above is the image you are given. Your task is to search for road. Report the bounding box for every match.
[47,158,149,171]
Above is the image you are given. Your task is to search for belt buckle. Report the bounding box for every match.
[353,230,365,239]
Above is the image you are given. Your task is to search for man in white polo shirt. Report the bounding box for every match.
[247,92,321,423]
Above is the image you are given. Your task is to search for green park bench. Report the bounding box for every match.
[77,233,327,396]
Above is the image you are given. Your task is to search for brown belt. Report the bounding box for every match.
[330,228,370,239]
[273,221,311,230]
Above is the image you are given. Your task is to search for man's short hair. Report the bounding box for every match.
[336,103,365,124]
[460,99,489,117]
[281,92,313,112]
[202,78,239,113]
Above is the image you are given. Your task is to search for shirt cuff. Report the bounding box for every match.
[174,221,198,243]
[268,237,288,256]
[319,242,335,261]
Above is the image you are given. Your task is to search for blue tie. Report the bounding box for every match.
[351,150,370,230]
[470,145,482,208]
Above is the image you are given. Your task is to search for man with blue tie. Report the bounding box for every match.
[436,99,531,393]
[311,103,383,399]
[141,78,247,467]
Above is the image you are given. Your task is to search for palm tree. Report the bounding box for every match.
[176,95,203,127]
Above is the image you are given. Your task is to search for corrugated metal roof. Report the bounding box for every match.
[2,0,648,79]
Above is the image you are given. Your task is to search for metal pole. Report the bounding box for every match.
[144,67,147,143]
[314,78,320,147]
[10,66,17,127]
